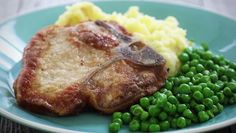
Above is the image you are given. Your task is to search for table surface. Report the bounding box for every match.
[0,0,236,133]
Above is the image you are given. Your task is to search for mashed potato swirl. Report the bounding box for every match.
[56,2,190,76]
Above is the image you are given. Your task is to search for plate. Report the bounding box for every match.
[0,1,236,133]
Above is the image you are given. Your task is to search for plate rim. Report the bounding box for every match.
[0,0,236,132]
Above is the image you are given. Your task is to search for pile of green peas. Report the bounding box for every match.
[109,44,236,133]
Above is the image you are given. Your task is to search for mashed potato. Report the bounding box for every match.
[56,2,190,76]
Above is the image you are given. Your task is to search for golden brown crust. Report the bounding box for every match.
[14,21,168,116]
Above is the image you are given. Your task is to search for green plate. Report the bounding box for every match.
[0,0,236,132]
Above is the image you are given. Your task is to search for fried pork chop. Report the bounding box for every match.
[13,21,168,116]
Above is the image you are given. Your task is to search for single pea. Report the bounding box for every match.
[149,124,160,132]
[203,51,213,60]
[198,111,209,122]
[148,96,155,104]
[109,122,120,133]
[168,95,178,104]
[155,93,168,107]
[178,84,191,94]
[122,112,132,124]
[112,112,122,120]
[210,105,219,114]
[130,104,140,114]
[129,120,140,132]
[200,76,210,83]
[211,96,219,104]
[140,97,150,108]
[217,67,225,76]
[186,119,192,126]
[148,105,160,117]
[140,111,149,121]
[191,85,202,92]
[203,98,214,108]
[223,87,232,96]
[165,81,173,90]
[206,110,214,119]
[193,91,204,101]
[216,92,225,104]
[226,82,236,92]
[205,60,214,69]
[195,104,205,112]
[164,90,173,97]
[191,53,201,60]
[216,80,225,89]
[203,70,210,75]
[207,82,219,92]
[190,67,197,74]
[183,109,194,119]
[113,118,123,126]
[210,74,218,83]
[160,88,168,93]
[163,102,175,113]
[202,87,214,98]
[196,64,205,73]
[190,59,199,66]
[177,104,188,113]
[176,117,187,128]
[186,71,194,78]
[192,114,199,123]
[190,100,198,108]
[199,83,207,88]
[179,52,190,63]
[160,121,170,131]
[216,103,224,112]
[179,77,191,84]
[184,47,193,54]
[226,68,236,78]
[132,106,143,116]
[171,118,177,128]
[181,64,190,73]
[159,111,168,121]
[140,121,149,132]
[149,117,158,124]
[220,75,228,82]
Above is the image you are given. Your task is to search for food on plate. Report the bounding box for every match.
[56,2,190,76]
[13,20,168,116]
[109,45,236,132]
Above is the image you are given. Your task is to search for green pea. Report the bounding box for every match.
[200,76,210,83]
[226,68,236,78]
[140,97,150,108]
[191,53,201,60]
[148,124,160,132]
[184,47,193,54]
[206,60,214,69]
[181,64,190,73]
[216,103,224,112]
[211,96,219,104]
[193,91,204,101]
[168,95,178,104]
[179,53,190,63]
[160,121,170,131]
[132,106,143,116]
[149,117,158,124]
[113,118,123,126]
[206,110,214,119]
[122,112,132,124]
[186,71,194,78]
[226,82,236,92]
[195,104,205,112]
[207,82,220,92]
[210,74,218,83]
[130,104,140,114]
[140,111,149,121]
[148,105,160,117]
[220,75,228,82]
[165,81,173,90]
[216,92,225,104]
[109,122,120,133]
[196,64,205,73]
[198,111,209,122]
[178,84,191,94]
[164,90,173,97]
[190,67,197,74]
[112,112,122,120]
[140,121,149,132]
[129,120,140,131]
[179,76,191,84]
[210,105,219,114]
[163,102,176,113]
[223,87,232,96]
[186,119,192,126]
[159,111,168,121]
[202,87,214,98]
[203,51,213,60]
[155,93,168,107]
[192,114,199,123]
[171,118,177,128]
[199,83,207,88]
[191,85,202,92]
[203,98,214,108]
[216,80,225,89]
[183,109,194,119]
[190,59,199,66]
[203,70,210,75]
[201,42,209,51]
[177,104,188,114]
[177,117,187,128]
[148,96,155,104]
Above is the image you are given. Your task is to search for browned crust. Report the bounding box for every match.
[13,27,86,115]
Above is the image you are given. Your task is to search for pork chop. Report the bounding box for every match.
[13,21,168,116]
